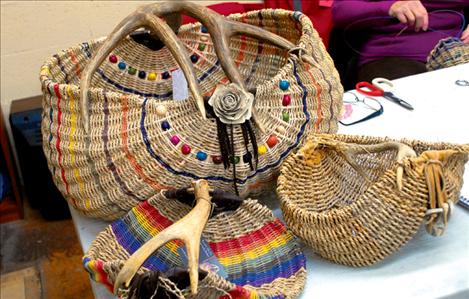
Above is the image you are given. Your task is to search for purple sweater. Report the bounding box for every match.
[332,0,468,65]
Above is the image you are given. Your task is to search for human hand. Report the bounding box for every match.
[389,1,429,32]
[462,25,469,44]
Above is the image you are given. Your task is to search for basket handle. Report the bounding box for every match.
[298,139,417,190]
[80,1,315,133]
[113,179,212,296]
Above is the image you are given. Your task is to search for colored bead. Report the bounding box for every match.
[128,67,137,75]
[279,80,290,90]
[258,145,267,155]
[118,62,126,70]
[276,125,286,135]
[282,94,291,106]
[109,54,118,63]
[231,156,240,164]
[138,70,146,79]
[267,135,278,148]
[200,35,209,42]
[156,105,167,116]
[198,43,206,51]
[201,26,208,33]
[170,135,180,145]
[181,144,191,155]
[242,152,252,164]
[212,155,223,164]
[282,111,290,122]
[196,151,208,161]
[162,71,171,79]
[161,121,170,131]
[148,72,157,81]
[190,54,199,63]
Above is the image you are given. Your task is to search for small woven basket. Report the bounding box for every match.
[40,4,343,220]
[83,190,306,298]
[277,134,469,267]
[426,37,469,71]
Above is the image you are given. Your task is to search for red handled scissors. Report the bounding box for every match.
[356,78,414,110]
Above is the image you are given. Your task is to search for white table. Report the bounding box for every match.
[71,63,469,299]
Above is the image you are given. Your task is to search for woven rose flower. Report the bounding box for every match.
[208,83,254,124]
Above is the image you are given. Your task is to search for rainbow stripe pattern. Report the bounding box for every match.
[83,198,306,298]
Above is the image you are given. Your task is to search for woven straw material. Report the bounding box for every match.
[426,37,469,71]
[83,191,306,298]
[40,9,343,220]
[277,134,469,267]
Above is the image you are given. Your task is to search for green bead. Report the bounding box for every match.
[231,156,240,164]
[282,111,290,122]
[128,67,137,75]
[198,43,206,51]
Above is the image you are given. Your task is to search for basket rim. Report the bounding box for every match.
[276,133,469,220]
[39,8,314,107]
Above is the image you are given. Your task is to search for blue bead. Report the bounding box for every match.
[201,26,208,33]
[279,80,290,90]
[118,62,126,70]
[162,71,171,79]
[161,121,170,131]
[190,54,199,63]
[196,151,208,161]
[138,70,146,79]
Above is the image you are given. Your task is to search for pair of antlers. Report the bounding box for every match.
[80,1,315,133]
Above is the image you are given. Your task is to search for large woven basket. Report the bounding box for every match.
[40,3,342,220]
[83,188,306,298]
[277,134,469,267]
[426,37,469,71]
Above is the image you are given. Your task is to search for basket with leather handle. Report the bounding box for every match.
[83,180,307,298]
[426,37,469,71]
[277,134,469,267]
[40,1,343,220]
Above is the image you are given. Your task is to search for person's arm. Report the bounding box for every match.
[332,0,395,28]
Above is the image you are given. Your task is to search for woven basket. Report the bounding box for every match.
[277,134,469,267]
[426,37,469,71]
[40,4,342,220]
[83,189,307,298]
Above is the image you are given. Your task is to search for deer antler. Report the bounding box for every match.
[113,179,212,295]
[80,1,313,133]
[344,142,417,191]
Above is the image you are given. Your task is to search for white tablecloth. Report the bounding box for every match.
[70,63,469,299]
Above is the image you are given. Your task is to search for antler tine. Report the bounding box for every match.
[80,12,146,134]
[80,6,206,135]
[346,142,417,191]
[114,180,212,295]
[143,13,206,122]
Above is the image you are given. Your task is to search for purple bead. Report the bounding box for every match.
[170,135,180,145]
[162,71,171,79]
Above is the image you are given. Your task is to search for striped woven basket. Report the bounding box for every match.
[83,189,307,298]
[40,3,342,220]
[426,37,469,71]
[277,134,469,267]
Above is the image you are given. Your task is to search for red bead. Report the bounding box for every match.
[219,286,250,299]
[181,144,191,155]
[267,135,278,148]
[212,155,223,164]
[282,94,291,106]
[109,54,118,63]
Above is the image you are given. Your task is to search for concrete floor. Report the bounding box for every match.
[0,202,94,299]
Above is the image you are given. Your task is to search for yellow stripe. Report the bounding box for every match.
[133,207,180,254]
[66,86,89,209]
[217,233,293,266]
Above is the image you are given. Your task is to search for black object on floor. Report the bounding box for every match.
[9,96,70,220]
